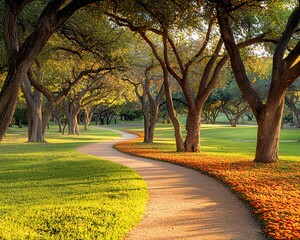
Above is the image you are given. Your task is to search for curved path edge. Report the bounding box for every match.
[78,128,265,240]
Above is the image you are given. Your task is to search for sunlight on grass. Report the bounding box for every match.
[114,123,300,239]
[0,126,148,239]
[116,122,300,160]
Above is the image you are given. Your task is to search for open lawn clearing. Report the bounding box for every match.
[114,124,300,239]
[0,126,148,239]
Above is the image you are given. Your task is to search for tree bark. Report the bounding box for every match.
[83,106,94,130]
[145,75,164,143]
[162,27,227,152]
[0,66,29,141]
[184,110,201,152]
[145,104,160,143]
[143,108,150,143]
[254,98,285,163]
[25,95,43,142]
[52,110,63,133]
[21,75,44,142]
[42,100,55,136]
[217,8,300,163]
[138,32,185,151]
[163,75,185,151]
[65,101,80,135]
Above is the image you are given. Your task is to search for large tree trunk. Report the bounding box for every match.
[184,110,201,152]
[164,75,185,151]
[138,32,184,151]
[68,114,80,135]
[254,98,285,163]
[42,100,55,137]
[217,7,300,163]
[65,101,80,135]
[83,107,94,130]
[145,105,159,143]
[0,2,22,141]
[143,109,150,143]
[52,109,63,133]
[22,75,44,142]
[0,67,28,141]
[26,92,43,142]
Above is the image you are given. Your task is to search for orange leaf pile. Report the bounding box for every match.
[115,131,300,240]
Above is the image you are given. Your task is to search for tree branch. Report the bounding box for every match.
[185,18,215,73]
[217,9,264,118]
[273,6,300,74]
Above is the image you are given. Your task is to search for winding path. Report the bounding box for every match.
[78,128,265,240]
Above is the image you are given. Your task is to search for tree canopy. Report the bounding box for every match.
[1,0,300,163]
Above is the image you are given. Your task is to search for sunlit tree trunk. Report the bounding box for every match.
[42,100,55,136]
[143,108,150,142]
[184,109,201,152]
[217,7,300,163]
[21,75,44,142]
[65,100,80,135]
[26,93,44,142]
[147,104,160,143]
[254,96,285,163]
[83,106,94,130]
[163,74,185,151]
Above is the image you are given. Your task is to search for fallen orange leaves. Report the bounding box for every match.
[115,130,300,240]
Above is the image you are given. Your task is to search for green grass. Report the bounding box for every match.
[0,126,148,239]
[114,122,300,239]
[115,121,300,161]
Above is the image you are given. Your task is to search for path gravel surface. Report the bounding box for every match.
[78,128,265,240]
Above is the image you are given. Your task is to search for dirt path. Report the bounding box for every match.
[78,129,265,240]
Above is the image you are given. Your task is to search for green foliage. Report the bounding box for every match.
[13,107,27,126]
[105,0,204,30]
[0,127,148,239]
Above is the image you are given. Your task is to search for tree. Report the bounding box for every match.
[219,80,249,127]
[285,82,300,127]
[106,0,268,152]
[64,68,120,135]
[21,69,44,142]
[106,1,222,151]
[0,0,102,142]
[215,1,300,162]
[22,7,128,141]
[125,54,165,143]
[202,89,222,124]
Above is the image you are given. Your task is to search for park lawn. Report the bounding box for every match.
[0,126,148,240]
[115,123,300,240]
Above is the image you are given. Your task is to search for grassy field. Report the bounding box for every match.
[116,122,300,160]
[114,122,300,240]
[0,126,148,239]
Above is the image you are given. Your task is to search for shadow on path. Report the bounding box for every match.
[78,128,265,240]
